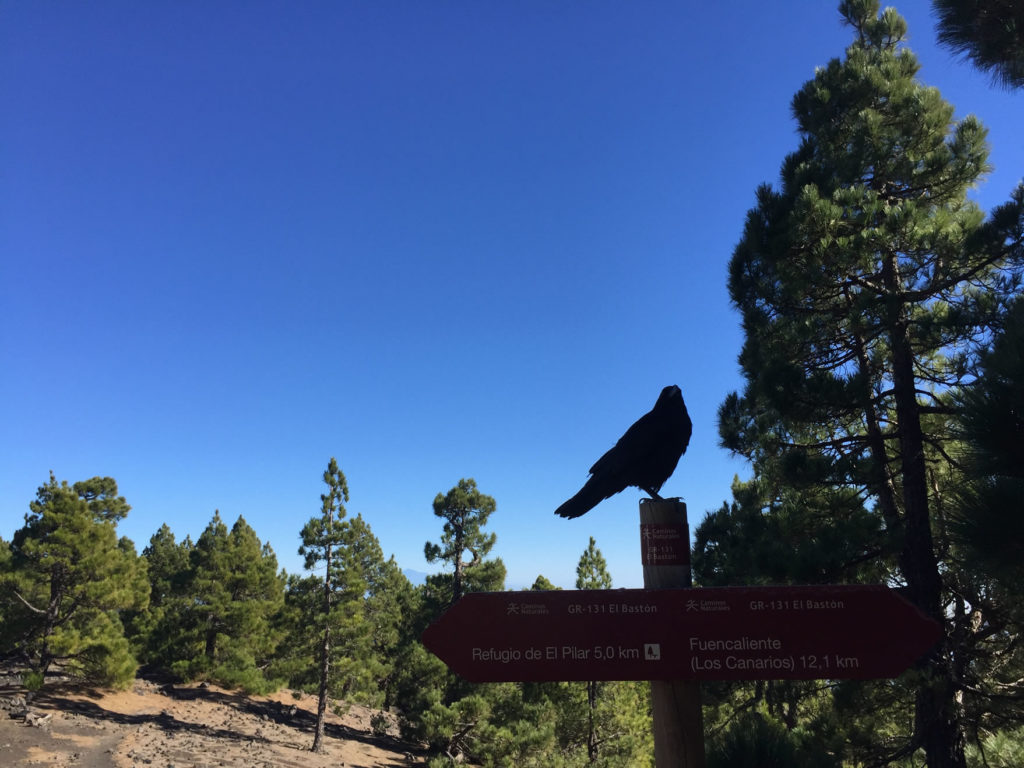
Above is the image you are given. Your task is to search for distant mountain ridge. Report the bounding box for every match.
[402,568,428,585]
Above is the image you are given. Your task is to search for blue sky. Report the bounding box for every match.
[2,1,1021,589]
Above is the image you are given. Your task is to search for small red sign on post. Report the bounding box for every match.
[640,522,690,566]
[421,585,941,683]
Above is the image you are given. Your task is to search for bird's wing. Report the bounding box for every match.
[587,410,661,479]
[680,407,693,453]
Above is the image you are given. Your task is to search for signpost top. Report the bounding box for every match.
[422,584,941,683]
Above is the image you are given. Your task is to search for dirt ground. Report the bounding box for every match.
[0,675,425,768]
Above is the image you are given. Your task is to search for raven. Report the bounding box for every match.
[554,385,692,519]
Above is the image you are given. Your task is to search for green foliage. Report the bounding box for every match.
[390,632,451,741]
[134,511,284,693]
[395,481,506,761]
[143,524,192,604]
[933,0,1024,89]
[210,647,275,695]
[299,461,395,699]
[717,1,1024,764]
[967,726,1024,767]
[22,670,45,691]
[707,712,839,768]
[68,614,141,688]
[345,515,411,684]
[297,459,416,750]
[0,537,10,631]
[185,513,284,691]
[300,457,359,751]
[298,456,350,572]
[130,526,196,669]
[951,299,1024,588]
[370,710,390,737]
[424,478,501,606]
[0,474,148,688]
[421,692,492,762]
[466,684,562,768]
[71,476,132,523]
[945,301,1024,741]
[575,537,612,590]
[417,681,653,768]
[529,574,559,591]
[694,477,888,587]
[270,572,321,688]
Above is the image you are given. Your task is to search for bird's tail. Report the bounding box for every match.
[554,479,610,519]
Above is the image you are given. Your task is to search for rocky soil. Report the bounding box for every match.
[0,673,425,768]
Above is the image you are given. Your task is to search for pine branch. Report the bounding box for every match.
[777,434,866,453]
[13,590,46,615]
[921,435,964,471]
[902,250,1018,304]
[845,273,884,295]
[865,735,923,768]
[958,679,1024,701]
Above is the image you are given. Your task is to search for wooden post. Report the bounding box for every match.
[640,498,705,768]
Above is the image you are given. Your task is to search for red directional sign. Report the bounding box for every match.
[421,585,941,683]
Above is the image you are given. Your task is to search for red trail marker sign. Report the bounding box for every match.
[421,585,941,683]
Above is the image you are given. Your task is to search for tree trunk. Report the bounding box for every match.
[39,572,64,678]
[312,521,334,753]
[452,557,464,606]
[884,255,965,768]
[204,628,217,663]
[451,529,465,606]
[587,679,598,763]
[845,294,902,533]
[312,622,330,752]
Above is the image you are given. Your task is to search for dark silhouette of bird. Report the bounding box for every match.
[555,385,692,519]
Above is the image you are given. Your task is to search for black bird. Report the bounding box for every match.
[555,385,692,519]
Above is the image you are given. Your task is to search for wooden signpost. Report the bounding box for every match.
[421,499,943,767]
[641,498,703,768]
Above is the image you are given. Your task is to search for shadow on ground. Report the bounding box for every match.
[11,670,424,768]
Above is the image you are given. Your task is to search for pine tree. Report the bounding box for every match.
[189,511,233,669]
[299,457,364,752]
[423,478,504,607]
[130,524,195,667]
[0,474,148,688]
[217,518,284,688]
[576,537,613,764]
[346,514,413,704]
[159,512,284,691]
[722,2,1023,765]
[575,537,612,591]
[144,524,192,606]
[326,514,403,705]
[409,480,510,764]
[529,575,559,591]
